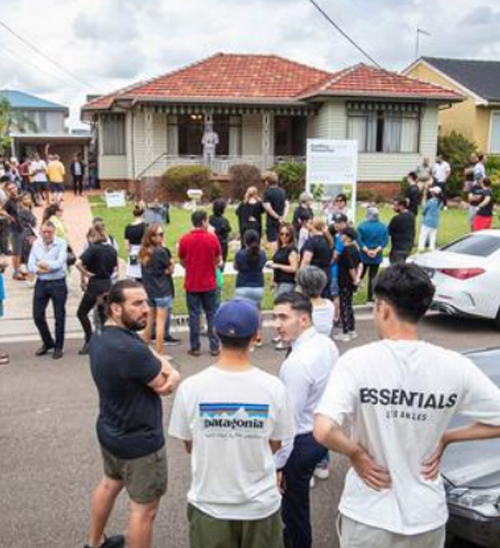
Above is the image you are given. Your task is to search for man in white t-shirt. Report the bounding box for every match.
[169,298,295,548]
[431,154,451,209]
[314,263,500,548]
[273,290,339,548]
[30,153,49,203]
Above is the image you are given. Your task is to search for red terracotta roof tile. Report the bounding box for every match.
[83,55,463,111]
[301,63,464,100]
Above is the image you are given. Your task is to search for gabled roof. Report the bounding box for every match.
[301,63,463,101]
[83,53,463,112]
[0,90,68,112]
[417,57,500,103]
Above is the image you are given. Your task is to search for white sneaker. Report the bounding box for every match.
[348,331,358,340]
[275,341,289,351]
[272,336,281,344]
[309,476,315,488]
[314,466,330,480]
[334,333,351,342]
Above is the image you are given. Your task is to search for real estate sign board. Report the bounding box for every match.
[306,139,358,223]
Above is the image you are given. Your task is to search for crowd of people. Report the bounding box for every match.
[1,159,499,548]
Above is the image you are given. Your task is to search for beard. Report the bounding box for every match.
[121,309,148,332]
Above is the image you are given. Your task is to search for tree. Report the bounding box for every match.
[0,97,37,155]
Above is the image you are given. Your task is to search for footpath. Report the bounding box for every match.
[1,193,93,344]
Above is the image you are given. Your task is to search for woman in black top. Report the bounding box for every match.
[209,198,232,268]
[300,217,334,299]
[235,186,265,246]
[76,224,118,354]
[139,223,174,355]
[124,202,147,280]
[269,223,299,296]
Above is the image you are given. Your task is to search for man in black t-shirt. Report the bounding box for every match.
[85,279,180,548]
[262,171,289,253]
[388,197,416,264]
[2,181,23,278]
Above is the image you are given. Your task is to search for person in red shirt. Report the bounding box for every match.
[178,210,222,357]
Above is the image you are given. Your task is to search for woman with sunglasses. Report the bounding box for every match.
[267,223,299,350]
[139,223,175,355]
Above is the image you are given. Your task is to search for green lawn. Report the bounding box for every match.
[89,195,496,314]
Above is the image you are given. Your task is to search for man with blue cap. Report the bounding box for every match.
[169,298,295,548]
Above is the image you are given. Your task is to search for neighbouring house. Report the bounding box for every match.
[81,53,463,200]
[0,90,91,187]
[404,57,500,154]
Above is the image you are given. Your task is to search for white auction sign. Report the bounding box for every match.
[104,190,126,208]
[306,139,358,223]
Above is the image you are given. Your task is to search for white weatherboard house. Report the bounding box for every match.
[81,53,463,197]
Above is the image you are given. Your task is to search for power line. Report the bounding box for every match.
[305,0,383,69]
[0,41,79,90]
[0,17,96,90]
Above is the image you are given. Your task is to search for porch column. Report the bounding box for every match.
[144,107,154,167]
[261,111,272,169]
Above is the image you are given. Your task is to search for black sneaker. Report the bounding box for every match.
[164,335,181,346]
[52,349,64,360]
[84,534,125,548]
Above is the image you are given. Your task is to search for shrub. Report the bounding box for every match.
[228,164,261,201]
[486,155,500,175]
[357,189,376,202]
[438,131,477,197]
[161,165,211,200]
[273,162,306,201]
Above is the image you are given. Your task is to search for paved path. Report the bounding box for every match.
[1,192,94,343]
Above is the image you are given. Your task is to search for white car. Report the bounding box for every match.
[412,229,500,328]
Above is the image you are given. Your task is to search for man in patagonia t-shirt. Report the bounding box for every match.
[314,263,500,548]
[169,298,295,548]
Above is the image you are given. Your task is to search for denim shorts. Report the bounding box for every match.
[235,286,264,304]
[149,295,173,309]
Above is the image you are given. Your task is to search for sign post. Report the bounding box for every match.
[306,139,358,223]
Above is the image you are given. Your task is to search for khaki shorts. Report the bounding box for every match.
[187,504,284,548]
[339,515,445,548]
[101,445,168,504]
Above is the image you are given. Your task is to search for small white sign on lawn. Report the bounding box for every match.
[104,190,126,208]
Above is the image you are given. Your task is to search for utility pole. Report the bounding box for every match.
[415,28,431,59]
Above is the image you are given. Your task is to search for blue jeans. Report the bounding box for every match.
[282,433,328,548]
[33,278,68,350]
[186,290,219,352]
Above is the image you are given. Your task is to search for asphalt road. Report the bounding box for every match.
[1,311,499,548]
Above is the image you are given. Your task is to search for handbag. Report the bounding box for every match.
[66,244,77,267]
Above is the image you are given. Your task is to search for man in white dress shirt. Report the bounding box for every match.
[273,291,339,548]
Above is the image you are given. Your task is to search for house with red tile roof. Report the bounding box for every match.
[81,53,463,197]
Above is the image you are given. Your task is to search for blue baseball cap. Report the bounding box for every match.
[214,298,260,338]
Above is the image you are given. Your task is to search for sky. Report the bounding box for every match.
[1,0,499,129]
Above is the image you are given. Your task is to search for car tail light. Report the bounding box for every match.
[438,268,485,280]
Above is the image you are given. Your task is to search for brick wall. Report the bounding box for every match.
[100,178,402,203]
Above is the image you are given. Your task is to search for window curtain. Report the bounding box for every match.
[347,115,367,152]
[400,116,419,153]
[102,116,126,155]
[383,114,402,153]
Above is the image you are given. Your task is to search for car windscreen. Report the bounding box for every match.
[441,234,500,257]
[442,349,500,488]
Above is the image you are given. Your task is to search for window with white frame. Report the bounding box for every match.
[490,112,500,154]
[102,114,126,156]
[347,102,420,153]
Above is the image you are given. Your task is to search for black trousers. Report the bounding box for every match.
[73,175,84,195]
[282,433,328,548]
[361,262,380,301]
[33,278,68,350]
[339,286,355,334]
[77,282,110,343]
[389,250,410,265]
